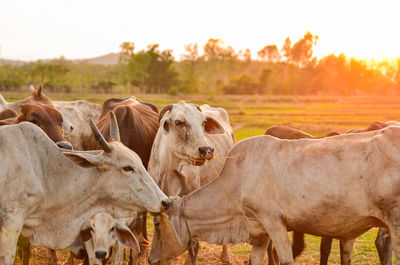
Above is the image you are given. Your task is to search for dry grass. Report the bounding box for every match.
[6,92,400,264]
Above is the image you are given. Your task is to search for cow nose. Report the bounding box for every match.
[198,146,214,158]
[162,199,169,211]
[95,250,107,259]
[56,141,73,150]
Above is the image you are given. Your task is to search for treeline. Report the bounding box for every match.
[1,32,400,95]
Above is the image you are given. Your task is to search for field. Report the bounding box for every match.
[5,92,400,264]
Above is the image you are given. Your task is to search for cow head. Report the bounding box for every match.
[20,84,74,134]
[63,111,169,213]
[158,101,225,166]
[148,198,188,264]
[79,212,139,262]
[24,83,53,105]
[0,103,73,149]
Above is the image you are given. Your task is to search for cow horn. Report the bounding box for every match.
[159,104,173,121]
[36,83,42,97]
[89,118,112,153]
[109,111,120,141]
[192,104,202,112]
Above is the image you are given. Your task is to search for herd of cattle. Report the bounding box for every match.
[1,84,400,265]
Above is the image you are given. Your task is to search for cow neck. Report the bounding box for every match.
[177,166,252,245]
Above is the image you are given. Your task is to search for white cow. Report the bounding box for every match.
[149,126,400,265]
[149,101,234,264]
[0,112,168,265]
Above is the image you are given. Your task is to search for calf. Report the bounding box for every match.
[70,212,139,265]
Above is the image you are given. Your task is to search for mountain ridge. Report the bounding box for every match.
[0,52,120,65]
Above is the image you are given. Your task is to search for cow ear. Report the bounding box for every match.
[115,221,140,253]
[162,120,169,134]
[62,152,101,168]
[204,117,224,135]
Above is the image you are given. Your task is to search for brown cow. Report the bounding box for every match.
[86,97,159,264]
[0,103,72,150]
[0,84,74,135]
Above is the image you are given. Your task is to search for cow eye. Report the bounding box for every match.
[30,119,40,126]
[110,227,115,232]
[123,166,135,172]
[90,227,94,232]
[175,120,185,126]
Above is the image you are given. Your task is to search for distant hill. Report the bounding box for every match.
[75,53,120,65]
[0,58,26,66]
[0,52,121,66]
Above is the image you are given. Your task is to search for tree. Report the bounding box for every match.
[179,43,201,93]
[257,45,280,63]
[289,32,318,67]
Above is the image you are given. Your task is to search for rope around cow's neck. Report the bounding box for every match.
[209,161,256,233]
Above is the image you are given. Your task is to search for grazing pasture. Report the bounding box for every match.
[7,92,400,264]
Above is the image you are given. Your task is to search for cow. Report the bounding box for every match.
[264,125,392,265]
[0,111,169,265]
[69,212,139,265]
[0,84,74,135]
[149,101,235,264]
[86,97,159,264]
[0,103,72,150]
[149,125,400,265]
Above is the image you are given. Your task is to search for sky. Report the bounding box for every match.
[1,0,399,61]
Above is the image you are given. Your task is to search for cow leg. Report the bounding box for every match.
[291,231,305,259]
[0,215,23,265]
[266,242,278,265]
[128,212,147,265]
[47,248,59,265]
[320,237,333,265]
[262,218,294,265]
[339,239,355,265]
[375,227,393,265]
[249,236,269,265]
[220,245,231,264]
[183,239,199,265]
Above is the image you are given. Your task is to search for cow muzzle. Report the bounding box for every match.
[95,250,108,259]
[56,141,73,150]
[198,146,214,160]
